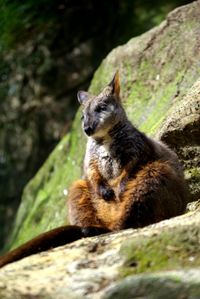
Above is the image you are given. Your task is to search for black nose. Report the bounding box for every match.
[84,126,94,136]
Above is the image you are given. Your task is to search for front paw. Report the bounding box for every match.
[99,185,115,201]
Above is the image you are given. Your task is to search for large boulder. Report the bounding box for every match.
[158,79,200,200]
[0,203,200,298]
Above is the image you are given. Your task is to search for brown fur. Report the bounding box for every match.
[68,179,101,227]
[68,160,187,231]
[0,226,83,268]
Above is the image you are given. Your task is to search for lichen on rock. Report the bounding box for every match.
[158,78,200,200]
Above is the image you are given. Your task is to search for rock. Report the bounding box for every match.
[103,269,200,299]
[157,79,200,200]
[6,0,200,250]
[0,205,200,298]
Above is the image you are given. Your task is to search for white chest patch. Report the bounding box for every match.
[96,144,120,179]
[84,138,121,180]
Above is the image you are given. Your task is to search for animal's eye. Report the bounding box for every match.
[95,105,107,113]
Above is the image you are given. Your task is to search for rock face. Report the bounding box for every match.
[0,205,200,298]
[158,79,200,200]
[1,1,200,297]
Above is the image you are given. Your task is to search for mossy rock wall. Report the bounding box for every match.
[7,0,200,250]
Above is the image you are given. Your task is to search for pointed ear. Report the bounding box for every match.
[109,70,120,97]
[77,91,90,104]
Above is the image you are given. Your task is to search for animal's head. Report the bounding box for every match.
[78,71,126,138]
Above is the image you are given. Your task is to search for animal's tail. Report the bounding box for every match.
[0,225,109,268]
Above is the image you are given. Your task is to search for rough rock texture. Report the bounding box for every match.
[0,204,200,298]
[6,0,200,251]
[157,79,200,200]
[103,269,200,299]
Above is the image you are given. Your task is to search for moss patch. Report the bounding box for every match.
[6,110,86,250]
[119,222,200,277]
[185,167,200,201]
[89,11,200,137]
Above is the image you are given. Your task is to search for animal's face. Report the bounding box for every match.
[78,72,124,138]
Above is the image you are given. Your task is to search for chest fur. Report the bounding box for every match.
[97,144,121,179]
[85,140,121,180]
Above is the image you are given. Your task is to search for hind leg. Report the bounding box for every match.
[68,179,102,227]
[117,161,187,229]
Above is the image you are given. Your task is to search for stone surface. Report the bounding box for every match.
[0,205,200,298]
[158,79,200,200]
[103,269,200,299]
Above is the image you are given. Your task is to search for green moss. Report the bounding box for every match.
[185,168,200,181]
[90,46,188,138]
[6,110,86,250]
[119,224,200,277]
[89,62,114,95]
[185,167,200,200]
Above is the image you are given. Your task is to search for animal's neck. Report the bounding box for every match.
[95,118,155,167]
[93,114,129,144]
[109,119,134,141]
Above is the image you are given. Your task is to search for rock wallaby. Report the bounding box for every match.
[0,71,188,268]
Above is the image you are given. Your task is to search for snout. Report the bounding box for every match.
[84,125,95,136]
